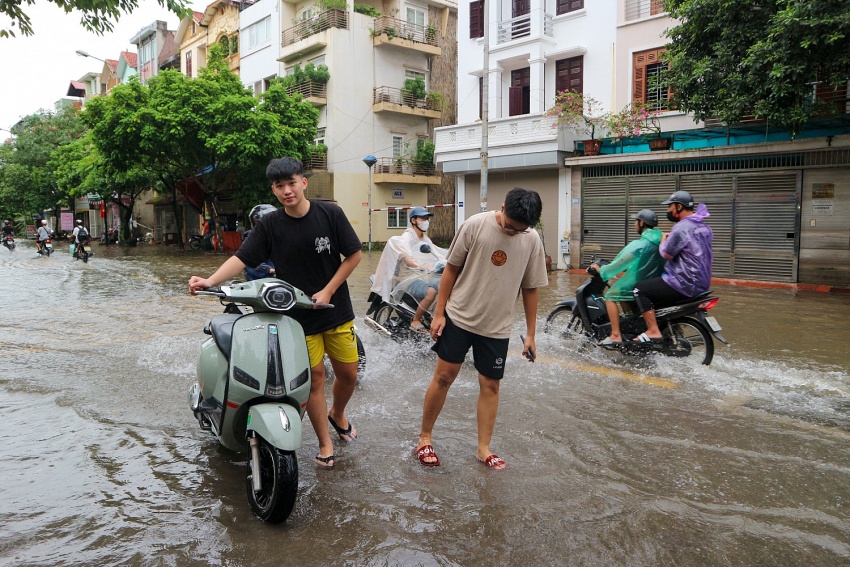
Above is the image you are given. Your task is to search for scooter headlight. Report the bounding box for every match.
[261,283,296,311]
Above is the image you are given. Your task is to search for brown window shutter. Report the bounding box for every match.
[470,1,484,39]
[509,86,523,116]
[556,56,583,95]
[633,47,665,103]
[557,0,583,16]
[649,0,664,15]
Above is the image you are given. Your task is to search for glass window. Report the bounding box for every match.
[247,17,271,49]
[315,127,326,145]
[405,69,426,82]
[406,6,425,26]
[387,209,404,228]
[392,136,404,159]
[308,54,326,66]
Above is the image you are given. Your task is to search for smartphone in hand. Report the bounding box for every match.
[520,334,535,362]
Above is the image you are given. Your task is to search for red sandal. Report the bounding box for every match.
[416,445,440,467]
[477,454,507,470]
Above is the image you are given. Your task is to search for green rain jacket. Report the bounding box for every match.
[599,227,665,302]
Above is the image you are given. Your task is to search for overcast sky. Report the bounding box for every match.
[0,1,203,134]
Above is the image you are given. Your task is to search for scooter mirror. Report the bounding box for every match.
[419,244,432,254]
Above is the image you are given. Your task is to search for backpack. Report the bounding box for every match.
[77,226,90,241]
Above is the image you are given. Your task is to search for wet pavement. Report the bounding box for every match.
[1,240,849,566]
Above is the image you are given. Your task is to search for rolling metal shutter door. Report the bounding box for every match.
[732,172,799,282]
[581,178,626,265]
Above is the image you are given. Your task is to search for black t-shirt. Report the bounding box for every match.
[236,200,362,335]
[1,226,12,236]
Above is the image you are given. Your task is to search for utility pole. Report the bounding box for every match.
[480,0,490,213]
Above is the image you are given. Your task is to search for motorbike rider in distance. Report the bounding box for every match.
[242,204,278,281]
[590,209,666,346]
[2,220,12,237]
[631,191,714,343]
[36,220,51,253]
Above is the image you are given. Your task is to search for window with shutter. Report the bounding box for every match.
[556,56,583,95]
[633,47,669,109]
[470,1,484,39]
[510,68,530,116]
[556,0,583,16]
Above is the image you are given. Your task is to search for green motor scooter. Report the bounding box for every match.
[189,278,325,523]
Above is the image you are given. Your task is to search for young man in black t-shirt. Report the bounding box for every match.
[189,157,362,469]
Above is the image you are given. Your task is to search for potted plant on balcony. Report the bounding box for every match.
[608,100,669,151]
[545,90,611,156]
[402,77,427,108]
[412,140,435,175]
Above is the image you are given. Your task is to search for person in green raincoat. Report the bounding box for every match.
[590,209,665,345]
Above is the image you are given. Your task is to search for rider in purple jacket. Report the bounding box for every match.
[632,191,713,342]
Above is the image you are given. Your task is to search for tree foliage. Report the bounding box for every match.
[664,0,850,133]
[1,0,191,38]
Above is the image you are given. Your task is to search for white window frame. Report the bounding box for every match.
[405,5,426,26]
[247,17,271,49]
[308,54,326,67]
[392,136,404,159]
[405,68,427,89]
[387,209,405,229]
[315,127,326,145]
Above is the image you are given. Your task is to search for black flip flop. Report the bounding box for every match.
[328,415,356,442]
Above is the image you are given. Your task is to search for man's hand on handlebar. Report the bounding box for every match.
[188,276,213,295]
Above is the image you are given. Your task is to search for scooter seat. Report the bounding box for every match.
[206,314,242,361]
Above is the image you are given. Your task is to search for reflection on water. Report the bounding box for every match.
[1,242,849,566]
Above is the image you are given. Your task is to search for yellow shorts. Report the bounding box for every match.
[305,320,359,368]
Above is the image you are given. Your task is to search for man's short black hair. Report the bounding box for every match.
[504,187,543,227]
[266,157,305,183]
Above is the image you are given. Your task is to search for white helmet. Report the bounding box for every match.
[76,219,83,225]
[41,220,48,225]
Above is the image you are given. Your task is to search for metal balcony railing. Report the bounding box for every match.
[281,9,348,47]
[304,152,327,170]
[624,0,666,21]
[496,12,553,43]
[373,86,442,112]
[373,157,437,176]
[372,16,438,46]
[285,81,327,100]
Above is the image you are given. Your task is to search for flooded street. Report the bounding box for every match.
[2,241,850,567]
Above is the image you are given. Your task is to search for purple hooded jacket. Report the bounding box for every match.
[659,203,713,297]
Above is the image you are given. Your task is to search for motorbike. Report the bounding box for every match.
[188,233,204,251]
[2,235,14,252]
[101,228,119,245]
[73,240,93,263]
[190,278,323,523]
[37,238,53,257]
[364,244,445,342]
[544,262,727,365]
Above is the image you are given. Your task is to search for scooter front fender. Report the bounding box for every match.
[247,403,303,451]
[553,298,577,309]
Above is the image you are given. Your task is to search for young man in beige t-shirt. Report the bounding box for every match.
[415,187,548,470]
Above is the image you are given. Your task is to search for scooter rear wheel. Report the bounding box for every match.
[246,438,298,524]
[663,316,714,366]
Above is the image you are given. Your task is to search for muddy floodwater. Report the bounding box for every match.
[1,242,849,567]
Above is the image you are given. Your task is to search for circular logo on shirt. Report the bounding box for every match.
[491,250,507,266]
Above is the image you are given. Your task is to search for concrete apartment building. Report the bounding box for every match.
[436,0,850,286]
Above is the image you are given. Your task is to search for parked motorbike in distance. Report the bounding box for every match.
[188,233,204,250]
[544,261,727,365]
[101,228,119,245]
[37,238,53,257]
[364,243,445,342]
[2,235,14,252]
[190,278,326,523]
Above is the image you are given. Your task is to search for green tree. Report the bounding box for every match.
[0,107,87,222]
[83,44,319,246]
[664,0,850,134]
[2,0,191,38]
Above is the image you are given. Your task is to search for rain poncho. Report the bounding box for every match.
[599,227,665,301]
[370,231,446,303]
[660,203,714,297]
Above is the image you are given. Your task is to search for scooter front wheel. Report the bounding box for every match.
[246,438,298,523]
[544,307,586,339]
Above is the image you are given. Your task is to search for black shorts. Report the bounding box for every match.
[633,276,688,313]
[431,315,510,380]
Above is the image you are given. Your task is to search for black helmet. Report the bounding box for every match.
[248,204,277,228]
[630,209,658,228]
[661,190,694,209]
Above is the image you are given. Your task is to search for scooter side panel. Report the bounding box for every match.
[197,337,228,404]
[247,403,303,451]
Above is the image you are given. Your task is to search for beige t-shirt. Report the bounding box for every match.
[445,211,549,338]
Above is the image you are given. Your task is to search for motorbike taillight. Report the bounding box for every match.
[697,298,718,311]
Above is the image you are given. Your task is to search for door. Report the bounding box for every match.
[509,68,530,116]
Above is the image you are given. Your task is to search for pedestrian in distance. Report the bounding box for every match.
[415,187,549,470]
[591,209,666,346]
[631,191,714,343]
[188,157,363,469]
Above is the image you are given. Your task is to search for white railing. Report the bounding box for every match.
[496,12,554,43]
[435,114,565,153]
[624,0,666,22]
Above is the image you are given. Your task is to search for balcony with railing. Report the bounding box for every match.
[303,152,327,171]
[372,86,442,119]
[372,16,441,56]
[496,11,554,44]
[624,0,666,22]
[372,157,440,185]
[285,81,327,105]
[279,9,348,62]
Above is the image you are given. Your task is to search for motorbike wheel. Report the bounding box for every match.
[246,438,298,524]
[663,317,714,366]
[189,238,201,251]
[81,248,89,263]
[373,304,408,341]
[544,307,586,339]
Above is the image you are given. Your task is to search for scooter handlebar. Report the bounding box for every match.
[194,289,226,298]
